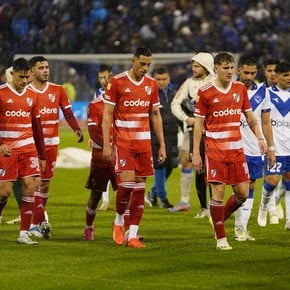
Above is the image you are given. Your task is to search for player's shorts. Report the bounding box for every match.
[205,155,250,185]
[115,146,154,177]
[264,155,290,176]
[41,145,58,180]
[86,166,117,191]
[86,148,118,191]
[245,155,263,180]
[0,150,40,181]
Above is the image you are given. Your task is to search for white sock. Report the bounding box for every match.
[235,206,243,228]
[268,194,276,216]
[261,187,273,208]
[128,225,139,240]
[20,230,28,237]
[102,183,110,203]
[235,198,253,230]
[181,170,193,203]
[275,179,286,203]
[242,198,253,230]
[114,213,124,226]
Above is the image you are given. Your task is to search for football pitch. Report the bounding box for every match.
[0,129,289,290]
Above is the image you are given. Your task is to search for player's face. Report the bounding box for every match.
[98,71,110,89]
[131,55,152,81]
[154,73,170,91]
[11,70,30,93]
[215,61,235,84]
[264,64,277,86]
[31,61,49,83]
[238,64,257,89]
[276,71,290,90]
[192,61,208,79]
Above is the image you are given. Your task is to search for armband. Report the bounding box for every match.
[258,138,264,141]
[268,146,275,151]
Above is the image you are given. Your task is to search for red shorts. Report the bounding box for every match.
[86,148,118,191]
[41,145,58,180]
[0,151,40,181]
[205,155,250,185]
[115,147,154,177]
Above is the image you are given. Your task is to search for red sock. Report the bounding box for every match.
[210,199,226,240]
[116,182,134,215]
[20,196,34,231]
[85,206,96,226]
[32,192,45,224]
[129,182,145,226]
[224,195,243,221]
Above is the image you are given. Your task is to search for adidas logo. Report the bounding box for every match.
[7,98,13,103]
[125,88,131,93]
[213,98,219,103]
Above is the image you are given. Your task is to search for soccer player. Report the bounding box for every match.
[28,56,84,239]
[170,52,215,217]
[145,66,180,209]
[0,57,46,244]
[102,48,166,248]
[234,56,275,241]
[192,52,267,250]
[83,68,118,240]
[93,64,113,211]
[257,60,290,230]
[262,58,285,221]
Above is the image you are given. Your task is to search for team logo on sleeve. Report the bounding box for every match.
[49,94,55,102]
[26,98,33,107]
[233,93,240,103]
[145,86,151,95]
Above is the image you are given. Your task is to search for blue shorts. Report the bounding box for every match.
[264,155,290,176]
[245,155,263,180]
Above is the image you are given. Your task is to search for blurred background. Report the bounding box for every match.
[1,0,289,112]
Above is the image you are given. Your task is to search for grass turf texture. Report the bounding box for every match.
[0,129,289,290]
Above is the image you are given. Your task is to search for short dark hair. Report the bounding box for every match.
[214,52,235,65]
[238,55,257,67]
[275,60,290,74]
[153,66,169,75]
[263,58,279,68]
[29,56,48,67]
[134,47,152,57]
[12,58,31,72]
[98,64,112,73]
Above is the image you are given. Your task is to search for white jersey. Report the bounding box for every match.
[171,74,213,123]
[240,82,271,156]
[268,84,290,156]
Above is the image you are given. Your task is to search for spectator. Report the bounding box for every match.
[145,66,180,209]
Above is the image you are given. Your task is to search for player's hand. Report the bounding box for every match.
[267,150,276,169]
[75,130,84,143]
[0,144,11,157]
[258,139,267,155]
[192,152,203,174]
[103,144,113,162]
[39,159,46,172]
[157,145,166,164]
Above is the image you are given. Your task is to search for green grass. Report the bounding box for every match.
[1,129,289,290]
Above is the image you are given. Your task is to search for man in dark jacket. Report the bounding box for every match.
[145,67,181,208]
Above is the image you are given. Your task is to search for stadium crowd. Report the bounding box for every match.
[0,0,290,69]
